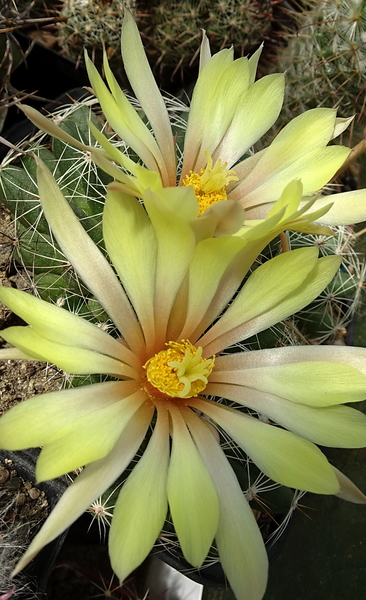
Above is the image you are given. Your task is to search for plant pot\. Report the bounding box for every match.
[154,508,292,589]
[0,448,68,597]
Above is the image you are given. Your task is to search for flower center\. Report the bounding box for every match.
[182,152,239,216]
[143,340,215,398]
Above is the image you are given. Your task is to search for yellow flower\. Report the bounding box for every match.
[0,160,365,600]
[18,11,366,235]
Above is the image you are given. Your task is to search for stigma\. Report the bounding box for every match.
[143,340,215,398]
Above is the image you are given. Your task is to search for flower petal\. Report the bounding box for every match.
[0,380,139,449]
[205,382,366,449]
[200,248,341,355]
[109,404,169,582]
[0,347,35,361]
[35,391,148,481]
[304,189,366,226]
[84,52,162,175]
[167,403,219,567]
[143,186,197,346]
[12,403,153,576]
[333,467,366,504]
[237,146,350,209]
[184,407,268,600]
[214,344,366,376]
[181,48,240,176]
[0,326,134,378]
[121,9,176,185]
[103,188,157,356]
[179,236,246,340]
[210,361,366,406]
[36,158,145,354]
[192,399,340,494]
[215,73,285,167]
[0,286,138,369]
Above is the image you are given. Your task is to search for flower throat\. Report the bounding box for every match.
[144,340,215,399]
[182,152,239,216]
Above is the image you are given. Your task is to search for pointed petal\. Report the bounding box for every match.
[184,407,268,600]
[196,56,252,167]
[304,189,366,226]
[199,30,211,71]
[236,145,350,207]
[333,467,366,504]
[202,253,341,356]
[214,73,285,167]
[205,382,366,449]
[103,189,157,355]
[85,51,161,175]
[36,157,145,354]
[167,404,219,567]
[332,115,354,139]
[250,107,338,173]
[19,104,118,178]
[214,344,366,377]
[143,186,197,346]
[181,48,236,176]
[12,404,153,576]
[88,119,140,176]
[210,361,366,406]
[0,326,134,378]
[35,391,148,481]
[19,104,90,152]
[199,247,318,352]
[0,380,139,450]
[247,44,263,85]
[188,226,285,344]
[179,236,246,340]
[0,347,35,361]
[0,286,138,369]
[192,399,339,495]
[109,405,169,581]
[121,10,176,185]
[229,107,347,204]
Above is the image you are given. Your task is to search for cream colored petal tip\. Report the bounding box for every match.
[333,467,366,504]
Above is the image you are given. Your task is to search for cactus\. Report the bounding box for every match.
[276,0,366,145]
[139,0,275,79]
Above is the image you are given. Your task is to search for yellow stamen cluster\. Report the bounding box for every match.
[143,340,215,399]
[183,152,239,216]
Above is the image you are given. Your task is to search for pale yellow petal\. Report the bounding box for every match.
[36,158,144,354]
[210,361,366,406]
[0,380,139,450]
[12,404,153,576]
[121,10,176,185]
[109,405,169,581]
[35,391,147,480]
[0,286,137,368]
[205,382,366,449]
[201,253,341,356]
[192,398,340,494]
[0,326,134,377]
[167,404,219,567]
[184,407,268,600]
[103,188,157,356]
